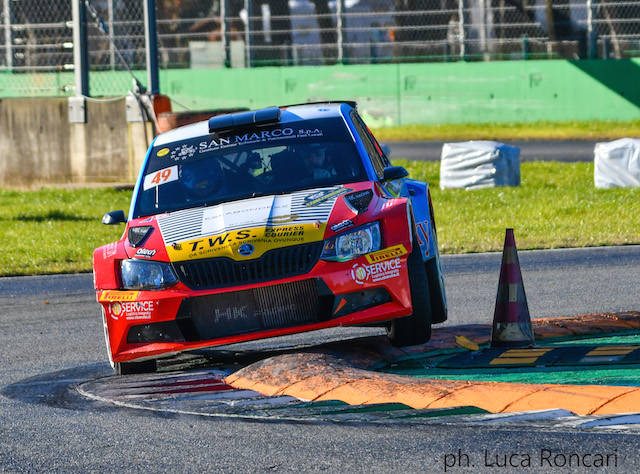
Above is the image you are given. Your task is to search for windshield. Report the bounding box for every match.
[133,117,368,218]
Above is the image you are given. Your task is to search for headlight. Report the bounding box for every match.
[120,259,178,290]
[321,222,381,262]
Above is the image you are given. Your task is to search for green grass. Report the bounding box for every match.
[373,119,640,142]
[397,160,640,254]
[1,161,639,276]
[0,187,131,276]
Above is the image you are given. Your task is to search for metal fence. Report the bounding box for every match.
[84,0,146,94]
[0,0,145,96]
[1,0,640,97]
[157,1,640,66]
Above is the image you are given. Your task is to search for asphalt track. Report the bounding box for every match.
[387,140,598,162]
[2,246,640,471]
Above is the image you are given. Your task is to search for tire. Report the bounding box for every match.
[115,359,157,375]
[426,256,447,324]
[101,307,115,370]
[387,239,432,346]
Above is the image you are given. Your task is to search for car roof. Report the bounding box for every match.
[154,102,352,147]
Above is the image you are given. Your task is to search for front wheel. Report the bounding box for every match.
[387,239,432,346]
[115,359,157,375]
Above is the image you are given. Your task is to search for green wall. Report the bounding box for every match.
[3,59,640,126]
[161,59,640,126]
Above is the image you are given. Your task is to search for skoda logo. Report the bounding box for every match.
[238,243,255,256]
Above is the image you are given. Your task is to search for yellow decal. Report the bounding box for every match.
[365,244,408,264]
[455,335,479,351]
[304,187,350,207]
[489,357,539,365]
[157,147,170,157]
[489,348,552,365]
[99,290,139,302]
[585,346,635,356]
[167,222,326,261]
[268,214,299,224]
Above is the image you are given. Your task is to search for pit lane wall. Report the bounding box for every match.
[1,59,639,185]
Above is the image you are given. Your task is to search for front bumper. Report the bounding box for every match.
[98,251,413,363]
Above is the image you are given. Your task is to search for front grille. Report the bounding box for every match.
[172,241,324,290]
[174,279,332,340]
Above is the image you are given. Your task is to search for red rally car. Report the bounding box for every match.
[94,102,447,374]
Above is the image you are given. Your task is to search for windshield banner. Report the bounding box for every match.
[151,125,329,170]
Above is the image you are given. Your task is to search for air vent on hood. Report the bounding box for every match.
[128,226,153,247]
[344,190,373,214]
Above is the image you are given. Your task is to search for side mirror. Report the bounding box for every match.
[102,210,126,225]
[383,166,408,181]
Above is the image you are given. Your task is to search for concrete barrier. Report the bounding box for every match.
[0,97,152,187]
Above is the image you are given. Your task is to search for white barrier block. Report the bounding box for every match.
[594,138,640,189]
[440,141,520,190]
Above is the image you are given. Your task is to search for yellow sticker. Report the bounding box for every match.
[99,290,139,302]
[157,147,170,157]
[585,346,635,356]
[304,187,350,207]
[365,244,408,264]
[489,347,552,365]
[455,335,479,351]
[490,357,539,365]
[167,222,326,262]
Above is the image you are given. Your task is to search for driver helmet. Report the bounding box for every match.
[245,152,262,170]
[243,152,263,177]
[304,144,332,180]
[180,158,221,198]
[305,144,326,168]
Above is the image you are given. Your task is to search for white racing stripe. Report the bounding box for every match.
[156,186,346,245]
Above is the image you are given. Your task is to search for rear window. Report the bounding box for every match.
[133,118,367,218]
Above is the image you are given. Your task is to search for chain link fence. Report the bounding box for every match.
[592,1,640,58]
[84,0,146,96]
[152,1,640,67]
[1,0,640,97]
[0,0,145,97]
[0,0,73,96]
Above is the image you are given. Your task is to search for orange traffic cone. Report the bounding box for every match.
[490,229,535,348]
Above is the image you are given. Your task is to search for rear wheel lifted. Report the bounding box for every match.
[386,238,432,346]
[426,256,447,324]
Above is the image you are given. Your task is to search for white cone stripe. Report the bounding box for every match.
[504,246,518,265]
[508,283,522,302]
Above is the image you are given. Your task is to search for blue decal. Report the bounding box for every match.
[238,243,255,256]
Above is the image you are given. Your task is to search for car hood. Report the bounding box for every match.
[154,185,354,262]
